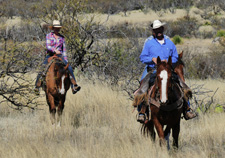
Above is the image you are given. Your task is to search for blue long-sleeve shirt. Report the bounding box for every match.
[140,35,178,68]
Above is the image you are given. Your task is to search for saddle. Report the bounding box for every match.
[43,56,68,76]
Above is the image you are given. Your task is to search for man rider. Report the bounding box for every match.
[136,20,197,122]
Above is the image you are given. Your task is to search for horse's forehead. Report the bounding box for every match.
[158,64,171,73]
[159,70,168,78]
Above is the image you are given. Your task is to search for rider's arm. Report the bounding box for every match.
[62,38,68,62]
[140,40,157,65]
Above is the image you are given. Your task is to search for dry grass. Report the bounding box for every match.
[0,78,224,158]
[92,7,225,26]
[187,79,225,103]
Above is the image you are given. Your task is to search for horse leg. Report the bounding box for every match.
[148,120,156,141]
[56,97,65,127]
[164,126,171,150]
[47,94,56,125]
[172,123,180,149]
[153,119,165,146]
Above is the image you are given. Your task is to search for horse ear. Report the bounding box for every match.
[168,56,172,66]
[157,56,161,64]
[179,51,183,59]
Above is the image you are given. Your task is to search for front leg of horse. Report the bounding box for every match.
[56,98,65,127]
[153,119,166,146]
[47,94,56,125]
[172,123,180,148]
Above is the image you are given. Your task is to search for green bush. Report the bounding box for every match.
[216,30,225,37]
[172,35,183,45]
[166,16,199,38]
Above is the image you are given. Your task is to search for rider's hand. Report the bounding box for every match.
[152,58,157,64]
[54,50,61,54]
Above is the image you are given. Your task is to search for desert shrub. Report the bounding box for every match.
[184,49,225,79]
[172,35,183,45]
[89,38,143,85]
[216,30,225,37]
[210,17,225,30]
[199,30,215,39]
[204,21,211,26]
[107,22,150,38]
[166,16,199,38]
[87,0,144,14]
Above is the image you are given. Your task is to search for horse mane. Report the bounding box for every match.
[173,58,185,69]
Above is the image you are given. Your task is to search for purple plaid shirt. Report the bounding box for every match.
[46,32,68,61]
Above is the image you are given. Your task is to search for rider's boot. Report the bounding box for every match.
[69,75,81,94]
[71,84,81,94]
[137,103,150,123]
[34,73,42,95]
[137,113,146,123]
[183,100,197,120]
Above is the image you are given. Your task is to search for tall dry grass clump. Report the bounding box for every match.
[0,78,224,158]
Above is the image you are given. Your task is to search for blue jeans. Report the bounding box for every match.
[140,65,156,81]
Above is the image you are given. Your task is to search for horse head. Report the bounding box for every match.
[174,51,185,82]
[54,60,69,95]
[156,56,173,104]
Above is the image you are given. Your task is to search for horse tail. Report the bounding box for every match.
[141,120,155,140]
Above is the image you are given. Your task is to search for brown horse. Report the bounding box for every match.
[142,56,184,149]
[174,51,185,82]
[43,55,70,126]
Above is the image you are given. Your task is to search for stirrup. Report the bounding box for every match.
[137,113,146,123]
[184,109,197,120]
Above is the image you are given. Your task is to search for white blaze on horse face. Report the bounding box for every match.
[59,75,65,94]
[160,70,168,103]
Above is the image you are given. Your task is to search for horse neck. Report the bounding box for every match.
[167,81,181,102]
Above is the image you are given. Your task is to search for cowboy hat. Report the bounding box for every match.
[150,20,166,29]
[49,20,62,30]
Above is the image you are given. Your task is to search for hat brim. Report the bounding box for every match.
[151,22,166,29]
[48,25,62,30]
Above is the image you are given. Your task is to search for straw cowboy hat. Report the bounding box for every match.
[150,20,166,29]
[49,20,62,30]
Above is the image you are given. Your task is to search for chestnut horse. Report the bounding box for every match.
[174,51,185,82]
[142,56,184,149]
[43,55,70,126]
